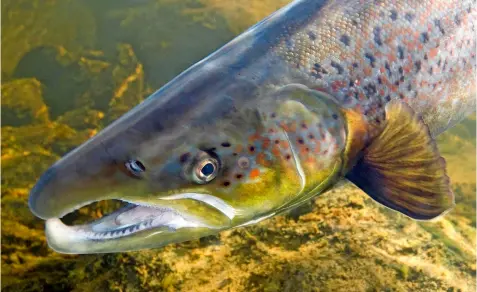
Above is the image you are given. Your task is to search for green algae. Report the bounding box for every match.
[1,0,476,291]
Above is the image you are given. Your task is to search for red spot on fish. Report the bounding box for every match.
[249,169,260,179]
[262,138,271,149]
[429,48,438,59]
[280,140,290,149]
[248,132,261,143]
[256,153,269,166]
[387,53,397,63]
[363,66,372,76]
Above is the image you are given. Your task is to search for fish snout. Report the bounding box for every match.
[28,144,123,220]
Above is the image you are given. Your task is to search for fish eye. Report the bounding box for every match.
[125,160,146,176]
[192,157,219,184]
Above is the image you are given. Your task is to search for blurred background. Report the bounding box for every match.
[1,0,475,291]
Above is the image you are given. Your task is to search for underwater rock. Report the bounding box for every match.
[1,0,95,76]
[1,79,49,127]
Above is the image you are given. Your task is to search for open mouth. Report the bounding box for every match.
[42,194,236,254]
[48,201,208,240]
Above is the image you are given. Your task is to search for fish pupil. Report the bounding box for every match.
[201,163,215,176]
[131,160,145,172]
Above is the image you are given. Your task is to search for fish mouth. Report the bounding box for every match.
[44,195,234,254]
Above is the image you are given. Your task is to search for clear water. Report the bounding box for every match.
[2,0,475,291]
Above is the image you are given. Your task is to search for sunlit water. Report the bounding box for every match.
[2,0,475,291]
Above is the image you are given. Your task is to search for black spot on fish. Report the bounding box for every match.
[420,32,429,43]
[179,153,191,164]
[249,146,255,152]
[394,80,400,86]
[308,134,314,140]
[437,58,442,67]
[407,83,412,91]
[332,113,339,120]
[365,52,376,68]
[414,60,422,72]
[351,19,358,26]
[390,9,398,21]
[307,31,317,40]
[235,174,243,179]
[331,61,344,74]
[297,138,304,144]
[454,14,461,25]
[434,19,445,35]
[385,61,391,76]
[405,12,415,22]
[223,181,231,187]
[397,46,405,59]
[424,53,428,61]
[271,113,276,118]
[285,154,291,160]
[385,95,391,101]
[373,27,383,46]
[349,79,355,87]
[364,84,377,96]
[377,77,382,85]
[352,62,359,68]
[398,66,403,75]
[340,34,351,46]
[428,66,433,75]
[314,63,328,74]
[221,142,231,147]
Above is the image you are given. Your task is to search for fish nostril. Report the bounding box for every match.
[29,166,57,219]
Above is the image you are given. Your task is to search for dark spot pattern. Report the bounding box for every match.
[454,14,461,25]
[373,27,383,46]
[340,34,351,46]
[307,31,316,40]
[397,46,405,59]
[221,142,231,147]
[434,19,445,35]
[390,9,398,21]
[331,61,344,74]
[364,52,376,67]
[404,12,415,22]
[414,60,422,72]
[179,153,190,164]
[420,32,429,43]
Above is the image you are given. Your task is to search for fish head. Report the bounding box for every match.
[29,80,348,254]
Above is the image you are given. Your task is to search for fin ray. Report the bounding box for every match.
[345,101,454,220]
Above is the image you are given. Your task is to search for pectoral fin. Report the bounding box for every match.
[345,101,455,220]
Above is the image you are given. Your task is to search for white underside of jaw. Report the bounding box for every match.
[45,192,233,243]
[46,206,208,242]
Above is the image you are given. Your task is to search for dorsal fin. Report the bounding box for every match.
[345,101,455,220]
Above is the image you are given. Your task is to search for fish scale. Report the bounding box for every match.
[273,0,476,137]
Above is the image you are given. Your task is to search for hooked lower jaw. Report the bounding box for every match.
[43,196,234,254]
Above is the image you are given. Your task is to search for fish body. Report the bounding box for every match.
[29,0,476,254]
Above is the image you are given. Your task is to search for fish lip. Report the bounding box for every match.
[44,193,236,254]
[45,202,215,254]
